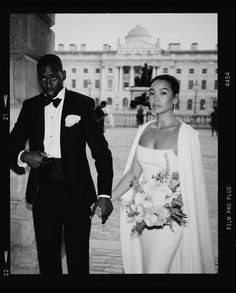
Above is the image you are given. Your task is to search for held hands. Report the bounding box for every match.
[91,197,113,224]
[21,150,51,169]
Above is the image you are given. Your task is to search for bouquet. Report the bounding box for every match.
[121,153,188,237]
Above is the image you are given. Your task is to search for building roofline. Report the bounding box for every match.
[55,50,117,54]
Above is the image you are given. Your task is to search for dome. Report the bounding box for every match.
[125,25,152,39]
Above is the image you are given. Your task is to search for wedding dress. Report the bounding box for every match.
[120,120,216,273]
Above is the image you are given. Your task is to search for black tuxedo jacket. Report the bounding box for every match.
[10,89,113,205]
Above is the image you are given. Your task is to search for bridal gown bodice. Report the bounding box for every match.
[136,144,178,181]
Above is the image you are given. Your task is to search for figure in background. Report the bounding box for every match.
[136,105,144,127]
[94,101,108,133]
[210,106,218,137]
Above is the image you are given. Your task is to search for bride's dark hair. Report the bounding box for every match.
[150,74,180,95]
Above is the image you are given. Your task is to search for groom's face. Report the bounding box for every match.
[38,64,66,98]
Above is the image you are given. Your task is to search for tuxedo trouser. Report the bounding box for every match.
[32,178,92,276]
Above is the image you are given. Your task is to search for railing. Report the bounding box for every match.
[110,112,211,129]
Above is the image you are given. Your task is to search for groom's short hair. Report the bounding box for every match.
[37,54,63,72]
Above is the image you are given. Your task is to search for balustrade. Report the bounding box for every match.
[111,111,211,129]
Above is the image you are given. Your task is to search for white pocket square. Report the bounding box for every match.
[65,115,81,127]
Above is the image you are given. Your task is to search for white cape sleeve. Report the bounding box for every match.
[178,122,215,273]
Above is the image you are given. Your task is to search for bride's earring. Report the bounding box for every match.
[172,104,176,113]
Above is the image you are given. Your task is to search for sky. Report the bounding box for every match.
[52,13,217,51]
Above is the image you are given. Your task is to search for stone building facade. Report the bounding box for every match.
[10,14,55,273]
[56,25,218,116]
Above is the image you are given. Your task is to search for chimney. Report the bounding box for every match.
[168,43,181,51]
[69,44,77,51]
[155,37,160,48]
[191,42,198,50]
[103,44,109,51]
[81,43,86,51]
[58,43,64,51]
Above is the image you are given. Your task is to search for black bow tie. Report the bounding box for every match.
[44,97,61,108]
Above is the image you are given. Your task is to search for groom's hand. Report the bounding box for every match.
[93,197,113,224]
[21,150,50,169]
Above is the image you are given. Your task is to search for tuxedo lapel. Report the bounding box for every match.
[60,89,72,153]
[35,95,46,151]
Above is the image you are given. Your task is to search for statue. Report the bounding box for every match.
[140,63,152,87]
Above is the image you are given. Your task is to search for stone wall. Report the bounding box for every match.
[10,14,55,273]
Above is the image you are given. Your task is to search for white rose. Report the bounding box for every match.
[142,200,153,209]
[158,207,170,219]
[65,115,81,127]
[136,205,144,214]
[145,214,158,226]
[135,214,143,223]
[143,179,161,195]
[134,192,146,205]
[152,186,172,208]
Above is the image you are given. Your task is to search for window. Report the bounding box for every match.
[83,80,88,88]
[107,97,112,105]
[124,82,129,88]
[163,68,168,73]
[71,79,76,88]
[84,68,88,73]
[201,80,207,89]
[214,80,218,89]
[123,98,129,108]
[108,68,113,73]
[215,68,218,74]
[188,80,194,89]
[187,99,192,110]
[95,80,100,89]
[202,68,207,74]
[200,99,206,110]
[107,79,112,89]
[123,67,129,74]
[72,68,76,73]
[95,68,100,73]
[189,68,194,74]
[176,68,181,74]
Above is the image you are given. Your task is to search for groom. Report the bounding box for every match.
[10,54,113,276]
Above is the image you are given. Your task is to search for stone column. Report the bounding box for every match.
[101,65,107,96]
[114,66,119,92]
[119,66,123,92]
[152,66,156,79]
[130,66,134,87]
[10,13,55,274]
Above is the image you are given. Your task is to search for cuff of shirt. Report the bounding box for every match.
[98,194,111,199]
[17,150,27,168]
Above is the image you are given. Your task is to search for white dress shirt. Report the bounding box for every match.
[43,87,65,158]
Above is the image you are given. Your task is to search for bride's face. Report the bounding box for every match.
[149,79,178,114]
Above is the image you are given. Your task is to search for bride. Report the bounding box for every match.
[112,74,215,273]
